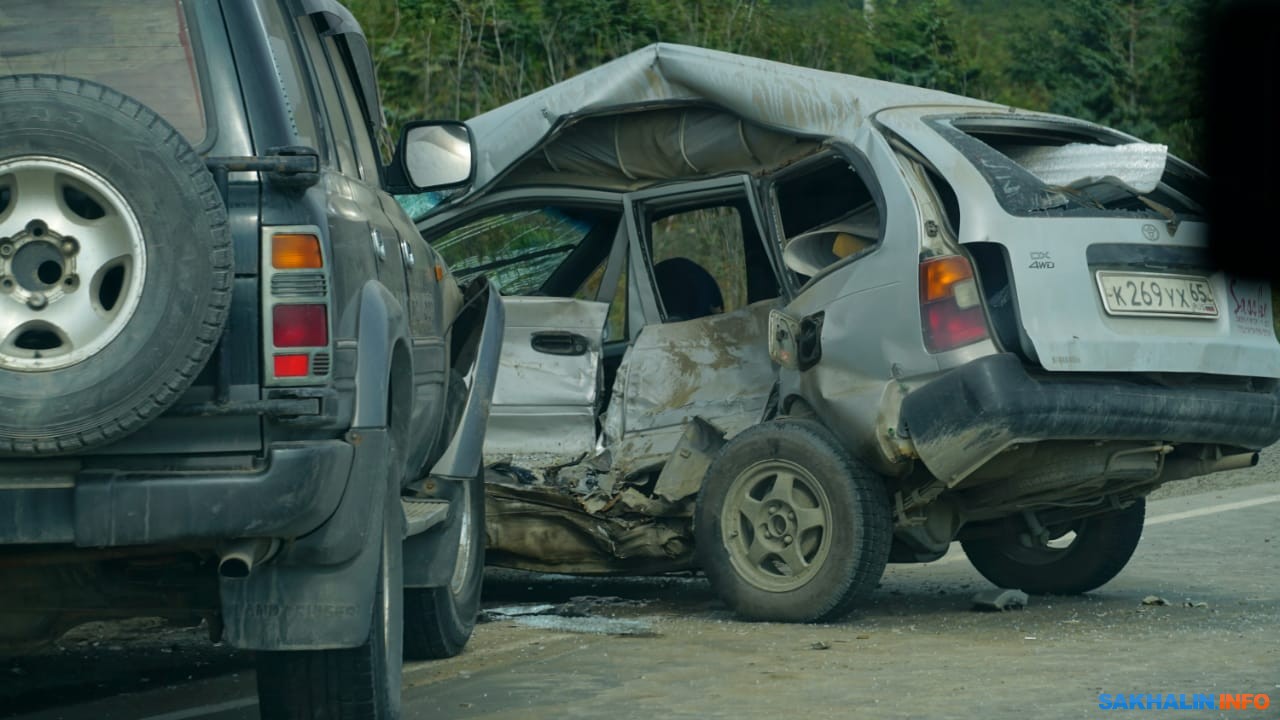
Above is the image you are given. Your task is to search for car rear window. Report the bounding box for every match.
[0,0,208,145]
[930,117,1207,221]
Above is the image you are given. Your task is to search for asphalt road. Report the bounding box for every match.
[7,477,1279,720]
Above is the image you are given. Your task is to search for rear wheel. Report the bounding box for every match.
[403,473,484,660]
[961,499,1145,595]
[695,419,892,623]
[256,496,404,719]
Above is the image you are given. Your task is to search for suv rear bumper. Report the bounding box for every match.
[901,352,1280,483]
[0,439,354,547]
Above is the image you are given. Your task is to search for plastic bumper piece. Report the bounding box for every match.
[0,441,353,546]
[900,353,1280,483]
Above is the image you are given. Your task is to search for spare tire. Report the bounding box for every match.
[0,75,232,454]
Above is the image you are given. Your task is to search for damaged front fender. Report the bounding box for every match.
[483,418,725,574]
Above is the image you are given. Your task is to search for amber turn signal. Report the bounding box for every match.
[272,233,323,269]
[920,255,974,303]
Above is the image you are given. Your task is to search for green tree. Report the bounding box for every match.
[870,0,974,93]
[348,0,1211,165]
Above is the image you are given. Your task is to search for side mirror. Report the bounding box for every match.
[390,120,474,193]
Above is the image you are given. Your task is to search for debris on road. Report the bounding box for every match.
[512,615,659,637]
[555,595,648,617]
[808,641,832,650]
[1183,600,1209,609]
[1141,595,1170,606]
[478,596,658,636]
[971,588,1029,611]
[479,604,558,621]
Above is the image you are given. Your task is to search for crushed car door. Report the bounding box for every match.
[605,176,782,475]
[422,199,626,462]
[486,297,608,460]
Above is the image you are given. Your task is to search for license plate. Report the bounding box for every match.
[1096,271,1218,318]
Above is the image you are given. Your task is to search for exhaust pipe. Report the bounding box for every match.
[217,539,280,579]
[1162,451,1258,483]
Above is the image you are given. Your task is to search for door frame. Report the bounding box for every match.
[621,175,783,327]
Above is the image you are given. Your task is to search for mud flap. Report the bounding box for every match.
[403,476,464,589]
[218,428,394,651]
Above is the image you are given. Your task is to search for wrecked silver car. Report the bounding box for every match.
[410,43,1280,622]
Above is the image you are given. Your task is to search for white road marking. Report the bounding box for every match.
[1144,494,1280,526]
[135,697,256,720]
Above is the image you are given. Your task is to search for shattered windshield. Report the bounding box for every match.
[430,207,600,295]
[928,117,1207,220]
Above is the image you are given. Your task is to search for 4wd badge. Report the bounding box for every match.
[1028,251,1055,269]
[1142,223,1159,241]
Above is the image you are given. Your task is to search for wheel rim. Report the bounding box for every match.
[0,157,146,371]
[721,458,834,593]
[449,479,474,595]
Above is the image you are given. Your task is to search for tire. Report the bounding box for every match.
[694,419,892,623]
[0,75,232,454]
[403,472,484,659]
[404,372,484,660]
[961,499,1145,595]
[256,494,405,720]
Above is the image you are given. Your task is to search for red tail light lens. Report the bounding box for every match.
[920,256,988,353]
[274,354,309,377]
[273,304,328,347]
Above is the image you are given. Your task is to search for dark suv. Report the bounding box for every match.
[0,1,502,717]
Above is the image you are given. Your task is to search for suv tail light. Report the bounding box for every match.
[920,255,988,353]
[263,227,332,385]
[271,233,324,269]
[273,304,329,347]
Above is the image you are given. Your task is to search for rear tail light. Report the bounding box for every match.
[920,255,989,353]
[263,228,331,385]
[274,354,310,377]
[273,304,329,347]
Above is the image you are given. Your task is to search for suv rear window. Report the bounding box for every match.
[930,117,1207,221]
[0,0,208,145]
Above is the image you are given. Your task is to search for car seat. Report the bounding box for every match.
[652,257,724,321]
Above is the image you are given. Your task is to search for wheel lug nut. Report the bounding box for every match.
[27,292,47,310]
[784,534,793,544]
[0,277,12,293]
[60,237,79,256]
[62,274,79,291]
[0,243,13,258]
[788,511,796,521]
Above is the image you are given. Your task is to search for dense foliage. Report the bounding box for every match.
[348,0,1213,164]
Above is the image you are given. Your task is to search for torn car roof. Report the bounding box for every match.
[457,42,1001,198]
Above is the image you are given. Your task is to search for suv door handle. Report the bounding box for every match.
[530,331,589,356]
[400,238,415,269]
[370,227,386,260]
